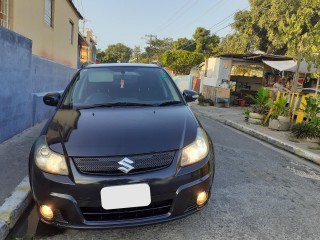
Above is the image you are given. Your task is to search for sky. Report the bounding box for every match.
[73,0,249,50]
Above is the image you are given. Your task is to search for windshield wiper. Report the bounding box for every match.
[158,100,182,107]
[77,102,155,110]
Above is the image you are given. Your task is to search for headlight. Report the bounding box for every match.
[34,136,69,175]
[181,128,209,167]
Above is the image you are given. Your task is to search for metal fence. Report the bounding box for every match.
[265,91,317,124]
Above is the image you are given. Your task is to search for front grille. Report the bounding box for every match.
[73,151,175,175]
[53,210,68,224]
[81,200,172,221]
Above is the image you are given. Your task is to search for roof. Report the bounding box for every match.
[219,53,293,62]
[78,32,89,46]
[85,63,160,68]
[68,0,83,20]
[263,60,317,73]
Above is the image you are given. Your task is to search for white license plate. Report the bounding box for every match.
[100,184,151,210]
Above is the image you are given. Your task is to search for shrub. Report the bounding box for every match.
[269,97,290,119]
[247,87,271,115]
[301,96,320,122]
[198,94,214,106]
[291,122,320,139]
[244,109,250,121]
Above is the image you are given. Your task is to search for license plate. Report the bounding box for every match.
[100,184,151,210]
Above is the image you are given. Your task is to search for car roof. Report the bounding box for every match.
[84,63,160,69]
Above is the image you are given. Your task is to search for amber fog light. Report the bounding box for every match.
[196,191,208,206]
[40,205,54,220]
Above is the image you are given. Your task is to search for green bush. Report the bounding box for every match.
[301,96,320,122]
[247,87,271,115]
[269,97,290,119]
[198,94,214,106]
[244,109,250,121]
[291,122,320,139]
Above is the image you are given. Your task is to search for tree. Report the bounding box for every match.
[172,38,196,52]
[96,49,105,62]
[145,37,173,62]
[219,33,253,54]
[192,27,220,57]
[103,43,132,63]
[132,46,141,63]
[222,0,320,57]
[161,50,204,75]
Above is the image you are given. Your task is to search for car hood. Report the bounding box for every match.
[46,106,198,156]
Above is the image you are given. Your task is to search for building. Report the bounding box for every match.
[0,0,83,68]
[79,28,97,65]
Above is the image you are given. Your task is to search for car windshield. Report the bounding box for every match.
[62,66,182,109]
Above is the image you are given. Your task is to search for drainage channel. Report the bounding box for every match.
[6,201,66,239]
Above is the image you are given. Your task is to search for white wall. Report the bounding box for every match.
[202,57,232,87]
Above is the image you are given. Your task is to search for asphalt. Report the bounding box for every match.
[2,104,320,239]
[190,104,320,164]
[0,121,45,239]
[8,115,320,240]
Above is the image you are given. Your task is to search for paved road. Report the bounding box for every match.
[0,122,44,206]
[11,115,320,240]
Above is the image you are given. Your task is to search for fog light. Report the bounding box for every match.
[39,205,54,220]
[196,191,208,206]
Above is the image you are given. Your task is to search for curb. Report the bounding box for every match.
[223,120,320,165]
[0,177,32,240]
[191,107,320,166]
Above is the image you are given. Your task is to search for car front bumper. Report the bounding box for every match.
[30,151,214,229]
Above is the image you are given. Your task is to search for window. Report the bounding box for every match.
[69,20,74,44]
[0,0,9,28]
[44,0,53,27]
[62,67,182,108]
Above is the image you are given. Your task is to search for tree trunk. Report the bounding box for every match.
[293,60,301,92]
[315,75,320,98]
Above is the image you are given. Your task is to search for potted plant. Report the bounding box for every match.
[247,87,270,124]
[268,97,291,131]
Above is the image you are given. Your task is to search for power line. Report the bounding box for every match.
[166,0,227,37]
[208,7,249,31]
[156,0,200,34]
[178,3,271,52]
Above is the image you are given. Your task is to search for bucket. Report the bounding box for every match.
[239,99,246,106]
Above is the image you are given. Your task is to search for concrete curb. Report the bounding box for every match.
[0,177,32,240]
[223,120,320,165]
[191,108,320,166]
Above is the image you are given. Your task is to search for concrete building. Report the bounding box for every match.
[0,0,83,68]
[79,28,97,65]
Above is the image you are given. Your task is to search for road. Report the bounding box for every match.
[10,115,320,240]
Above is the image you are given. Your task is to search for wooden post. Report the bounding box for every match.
[293,60,301,92]
[315,75,319,98]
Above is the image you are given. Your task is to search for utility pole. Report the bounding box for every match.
[145,34,157,46]
[144,34,157,63]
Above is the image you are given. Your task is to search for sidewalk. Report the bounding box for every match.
[0,121,45,239]
[189,103,320,165]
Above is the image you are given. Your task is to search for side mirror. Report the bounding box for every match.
[183,90,199,102]
[43,92,61,106]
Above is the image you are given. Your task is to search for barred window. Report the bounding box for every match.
[0,0,9,28]
[44,0,53,27]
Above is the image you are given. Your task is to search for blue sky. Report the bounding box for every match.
[73,0,249,50]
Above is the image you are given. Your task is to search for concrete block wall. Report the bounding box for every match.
[0,26,76,143]
[0,27,33,142]
[31,55,76,125]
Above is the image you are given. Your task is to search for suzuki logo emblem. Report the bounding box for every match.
[118,157,135,173]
